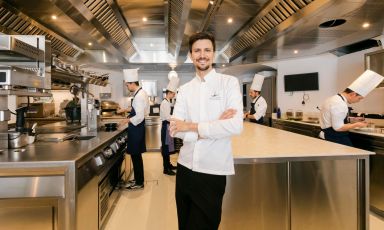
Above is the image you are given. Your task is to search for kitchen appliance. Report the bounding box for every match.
[101,101,119,117]
[65,106,81,124]
[21,103,55,118]
[76,131,127,229]
[15,106,28,132]
[0,35,50,90]
[87,98,100,131]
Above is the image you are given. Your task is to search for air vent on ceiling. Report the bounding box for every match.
[222,0,315,61]
[330,39,381,57]
[82,0,136,58]
[0,3,83,58]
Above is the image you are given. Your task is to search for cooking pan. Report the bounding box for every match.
[105,122,118,132]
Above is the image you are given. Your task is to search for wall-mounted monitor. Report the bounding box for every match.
[284,72,319,92]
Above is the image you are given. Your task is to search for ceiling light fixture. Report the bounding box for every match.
[142,17,148,22]
[209,1,214,4]
[88,42,93,46]
[362,22,370,28]
[150,43,154,47]
[294,50,298,54]
[51,15,57,20]
[168,63,178,80]
[227,18,233,24]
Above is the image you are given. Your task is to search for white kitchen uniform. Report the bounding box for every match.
[160,99,172,122]
[130,88,150,126]
[319,94,348,131]
[172,69,243,175]
[250,95,267,121]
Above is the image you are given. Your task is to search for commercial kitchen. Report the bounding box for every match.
[1,0,384,229]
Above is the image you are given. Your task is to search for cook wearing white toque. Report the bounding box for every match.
[160,76,180,176]
[347,69,383,97]
[166,77,180,93]
[123,68,139,82]
[319,69,384,146]
[245,73,267,124]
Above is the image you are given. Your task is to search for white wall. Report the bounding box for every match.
[263,53,339,117]
[261,46,384,118]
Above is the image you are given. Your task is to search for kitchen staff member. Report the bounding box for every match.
[170,32,243,230]
[120,68,150,190]
[160,76,179,176]
[319,69,383,146]
[244,74,267,124]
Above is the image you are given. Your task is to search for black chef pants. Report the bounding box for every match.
[176,164,226,230]
[131,154,144,185]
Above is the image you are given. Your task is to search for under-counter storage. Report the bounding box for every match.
[272,119,321,138]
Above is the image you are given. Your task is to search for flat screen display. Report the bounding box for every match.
[284,72,319,92]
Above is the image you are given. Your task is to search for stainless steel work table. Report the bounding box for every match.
[221,122,373,230]
[0,123,126,230]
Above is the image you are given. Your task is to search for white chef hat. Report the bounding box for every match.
[250,74,265,91]
[166,76,179,92]
[123,68,139,82]
[348,69,384,97]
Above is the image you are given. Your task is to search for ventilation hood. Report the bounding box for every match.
[0,0,383,66]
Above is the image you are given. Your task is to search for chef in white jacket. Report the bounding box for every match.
[119,69,150,190]
[169,32,243,229]
[244,74,267,124]
[160,76,179,175]
[319,69,383,146]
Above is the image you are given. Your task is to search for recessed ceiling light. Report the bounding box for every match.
[150,43,154,47]
[362,22,370,28]
[222,64,226,67]
[142,17,147,22]
[88,42,93,46]
[227,18,233,24]
[51,15,57,20]
[294,50,299,54]
[209,1,214,4]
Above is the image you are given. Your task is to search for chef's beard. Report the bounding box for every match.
[196,58,211,71]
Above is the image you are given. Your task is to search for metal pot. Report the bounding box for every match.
[8,132,33,149]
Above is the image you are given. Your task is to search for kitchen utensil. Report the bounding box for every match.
[104,123,118,132]
[8,131,29,148]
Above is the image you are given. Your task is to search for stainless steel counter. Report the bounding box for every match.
[220,123,372,230]
[0,122,126,230]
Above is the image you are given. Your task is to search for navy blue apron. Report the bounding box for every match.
[249,96,264,124]
[161,99,175,155]
[127,88,147,155]
[322,94,353,147]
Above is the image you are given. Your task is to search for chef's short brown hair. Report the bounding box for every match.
[189,32,216,53]
[344,88,361,96]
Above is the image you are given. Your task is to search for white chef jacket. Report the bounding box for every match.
[319,94,348,130]
[250,95,267,120]
[160,99,171,121]
[130,87,150,126]
[172,69,243,175]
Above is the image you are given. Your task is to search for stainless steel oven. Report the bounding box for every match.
[76,131,127,229]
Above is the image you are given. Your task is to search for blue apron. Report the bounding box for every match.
[161,99,174,155]
[249,96,264,124]
[322,94,353,147]
[127,88,147,155]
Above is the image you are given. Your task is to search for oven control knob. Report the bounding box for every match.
[103,147,113,158]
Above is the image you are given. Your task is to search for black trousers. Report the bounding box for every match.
[130,154,144,185]
[176,164,226,230]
